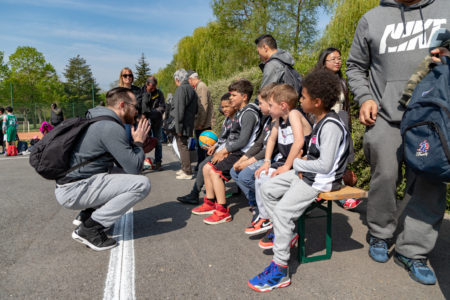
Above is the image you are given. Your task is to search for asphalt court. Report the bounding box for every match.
[0,147,449,299]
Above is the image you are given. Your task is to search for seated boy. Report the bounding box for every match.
[248,69,350,292]
[230,83,277,224]
[192,79,261,224]
[251,84,312,237]
[177,93,236,204]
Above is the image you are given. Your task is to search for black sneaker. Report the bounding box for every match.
[154,162,163,171]
[72,208,95,226]
[177,192,200,204]
[72,224,117,251]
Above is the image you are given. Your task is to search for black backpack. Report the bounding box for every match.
[272,57,303,97]
[400,62,450,182]
[29,116,122,180]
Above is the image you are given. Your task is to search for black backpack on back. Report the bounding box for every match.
[29,116,122,180]
[272,57,303,97]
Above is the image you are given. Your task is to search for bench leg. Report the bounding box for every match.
[297,200,333,263]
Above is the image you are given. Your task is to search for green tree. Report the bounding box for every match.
[7,46,61,126]
[212,0,330,55]
[134,53,151,87]
[0,51,9,80]
[63,54,100,116]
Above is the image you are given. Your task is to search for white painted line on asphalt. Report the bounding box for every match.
[103,208,135,300]
[0,155,29,161]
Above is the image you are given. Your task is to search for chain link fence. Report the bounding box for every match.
[0,99,104,132]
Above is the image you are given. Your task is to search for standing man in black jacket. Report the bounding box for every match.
[171,69,198,180]
[142,76,165,170]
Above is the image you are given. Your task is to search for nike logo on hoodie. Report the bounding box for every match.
[379,19,447,54]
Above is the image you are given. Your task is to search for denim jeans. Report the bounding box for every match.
[195,128,211,168]
[230,159,264,207]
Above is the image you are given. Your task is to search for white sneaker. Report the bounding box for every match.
[176,170,184,176]
[176,173,193,180]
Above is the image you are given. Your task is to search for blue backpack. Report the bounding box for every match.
[400,62,450,182]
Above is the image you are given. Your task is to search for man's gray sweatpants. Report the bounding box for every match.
[55,173,151,228]
[261,170,319,265]
[363,116,446,258]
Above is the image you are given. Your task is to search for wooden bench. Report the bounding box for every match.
[297,185,368,263]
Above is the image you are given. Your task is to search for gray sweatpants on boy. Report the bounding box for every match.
[363,116,446,258]
[261,170,319,265]
[55,172,151,228]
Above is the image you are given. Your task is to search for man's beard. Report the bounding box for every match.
[124,107,136,125]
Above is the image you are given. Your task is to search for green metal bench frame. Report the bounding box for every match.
[297,186,368,263]
[297,199,333,263]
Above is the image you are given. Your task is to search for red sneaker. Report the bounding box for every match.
[192,198,215,215]
[258,230,299,250]
[343,198,362,210]
[245,219,272,235]
[203,205,232,224]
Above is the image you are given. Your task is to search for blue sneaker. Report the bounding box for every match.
[248,261,290,292]
[394,253,436,285]
[368,235,389,263]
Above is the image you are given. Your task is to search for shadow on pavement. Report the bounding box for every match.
[132,201,192,240]
[289,211,364,276]
[429,218,450,297]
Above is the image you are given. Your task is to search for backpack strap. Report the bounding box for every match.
[59,115,124,180]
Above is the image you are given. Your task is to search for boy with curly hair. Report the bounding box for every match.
[248,69,350,292]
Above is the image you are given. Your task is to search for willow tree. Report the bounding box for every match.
[173,21,257,83]
[212,0,331,55]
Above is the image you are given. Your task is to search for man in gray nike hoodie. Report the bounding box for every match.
[255,34,296,90]
[346,0,449,285]
[55,87,151,251]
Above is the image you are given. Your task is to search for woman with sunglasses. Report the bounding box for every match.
[118,67,143,143]
[315,48,361,210]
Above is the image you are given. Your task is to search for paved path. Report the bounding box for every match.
[0,146,449,299]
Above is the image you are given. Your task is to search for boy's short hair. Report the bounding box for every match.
[228,79,254,102]
[258,82,278,101]
[254,34,278,50]
[302,69,341,111]
[269,84,298,109]
[6,106,13,113]
[221,92,231,101]
[0,107,4,114]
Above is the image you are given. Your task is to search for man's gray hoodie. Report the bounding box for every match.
[259,49,296,88]
[59,106,145,183]
[346,0,450,123]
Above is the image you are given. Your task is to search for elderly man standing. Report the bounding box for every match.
[172,69,198,180]
[187,70,214,171]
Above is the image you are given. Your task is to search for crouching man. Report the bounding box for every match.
[55,87,151,251]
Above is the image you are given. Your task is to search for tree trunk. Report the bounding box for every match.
[294,0,303,55]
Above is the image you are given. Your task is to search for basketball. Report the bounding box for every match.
[199,130,218,149]
[343,169,357,187]
[144,136,158,153]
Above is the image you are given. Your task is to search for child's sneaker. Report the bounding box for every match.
[192,198,215,215]
[245,219,272,235]
[248,261,290,292]
[143,158,153,170]
[203,204,232,224]
[343,198,362,210]
[258,230,299,250]
[258,230,275,249]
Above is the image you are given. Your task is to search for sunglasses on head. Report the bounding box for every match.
[122,74,133,78]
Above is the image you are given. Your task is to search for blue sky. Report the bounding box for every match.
[0,0,330,90]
